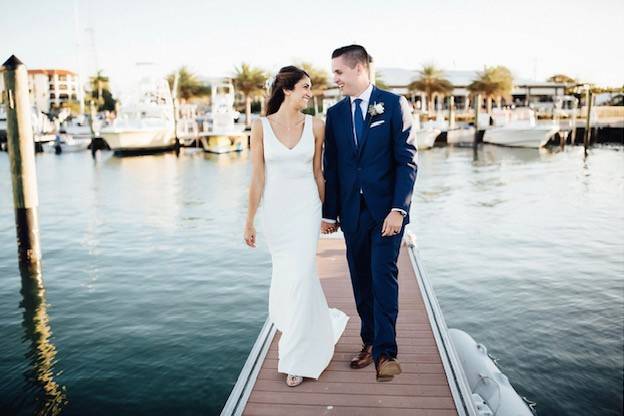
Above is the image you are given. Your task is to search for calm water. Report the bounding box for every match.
[0,145,622,415]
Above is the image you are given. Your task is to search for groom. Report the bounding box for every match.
[321,45,418,382]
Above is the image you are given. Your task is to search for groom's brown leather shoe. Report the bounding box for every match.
[350,344,373,369]
[375,355,402,382]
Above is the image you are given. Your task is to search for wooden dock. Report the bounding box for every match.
[222,233,477,416]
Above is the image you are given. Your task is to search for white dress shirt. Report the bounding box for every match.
[322,83,407,224]
[350,83,374,144]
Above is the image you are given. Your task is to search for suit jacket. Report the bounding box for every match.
[322,86,418,234]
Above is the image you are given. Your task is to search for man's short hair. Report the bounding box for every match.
[331,44,372,69]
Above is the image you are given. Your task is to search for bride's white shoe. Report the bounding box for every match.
[286,374,303,387]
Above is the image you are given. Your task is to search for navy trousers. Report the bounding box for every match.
[343,194,405,362]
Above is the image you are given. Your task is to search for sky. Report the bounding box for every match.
[1,0,623,93]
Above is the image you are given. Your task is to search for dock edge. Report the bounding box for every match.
[404,230,478,416]
[220,319,277,416]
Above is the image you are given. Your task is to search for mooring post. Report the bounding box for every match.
[2,55,42,264]
[172,70,180,150]
[474,94,481,146]
[88,100,99,157]
[448,96,455,130]
[570,97,578,145]
[584,87,593,156]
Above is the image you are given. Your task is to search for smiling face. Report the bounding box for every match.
[284,76,312,110]
[332,55,370,97]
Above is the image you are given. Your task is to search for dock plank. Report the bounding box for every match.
[240,238,458,416]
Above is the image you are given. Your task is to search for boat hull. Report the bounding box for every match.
[42,137,91,153]
[415,129,440,150]
[483,127,558,148]
[200,134,246,154]
[101,128,176,152]
[447,127,476,144]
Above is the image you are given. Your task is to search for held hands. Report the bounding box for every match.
[321,221,339,234]
[244,222,256,247]
[381,211,404,237]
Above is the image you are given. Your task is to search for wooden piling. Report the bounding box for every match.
[448,96,455,130]
[2,55,42,264]
[89,100,98,157]
[584,88,593,155]
[570,97,578,145]
[172,70,180,149]
[473,94,481,146]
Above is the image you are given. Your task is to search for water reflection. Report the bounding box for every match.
[201,149,250,167]
[103,153,183,230]
[473,144,560,165]
[19,263,67,416]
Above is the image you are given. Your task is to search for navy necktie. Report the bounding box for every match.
[353,98,364,147]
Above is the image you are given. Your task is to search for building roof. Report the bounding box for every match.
[375,67,565,88]
[28,69,77,76]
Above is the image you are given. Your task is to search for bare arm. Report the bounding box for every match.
[313,117,325,203]
[244,119,265,247]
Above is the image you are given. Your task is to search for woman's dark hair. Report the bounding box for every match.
[266,66,310,116]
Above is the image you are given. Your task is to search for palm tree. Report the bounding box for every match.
[88,70,116,112]
[408,65,453,113]
[547,74,577,84]
[166,66,210,102]
[468,66,513,113]
[547,74,579,95]
[299,62,329,115]
[89,70,109,105]
[232,63,268,127]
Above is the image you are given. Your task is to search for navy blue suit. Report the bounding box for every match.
[322,86,418,362]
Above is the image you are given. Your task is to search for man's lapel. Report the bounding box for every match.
[341,97,357,156]
[356,85,379,158]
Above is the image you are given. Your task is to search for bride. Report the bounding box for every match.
[244,66,349,387]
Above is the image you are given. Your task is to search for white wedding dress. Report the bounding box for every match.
[259,114,349,379]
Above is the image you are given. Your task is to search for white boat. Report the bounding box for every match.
[101,77,176,153]
[446,127,476,144]
[176,104,200,146]
[411,113,441,150]
[449,329,534,416]
[200,80,247,154]
[414,128,440,150]
[0,107,6,151]
[424,111,488,145]
[41,134,91,153]
[0,106,6,132]
[31,108,56,142]
[61,115,101,140]
[483,108,559,148]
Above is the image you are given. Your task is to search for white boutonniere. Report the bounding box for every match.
[368,101,384,117]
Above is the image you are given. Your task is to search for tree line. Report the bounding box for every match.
[79,64,621,124]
